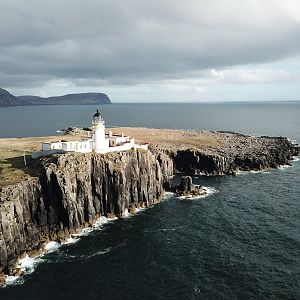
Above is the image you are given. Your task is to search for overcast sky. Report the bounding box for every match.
[1,0,300,102]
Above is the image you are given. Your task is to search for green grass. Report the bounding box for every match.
[0,151,36,187]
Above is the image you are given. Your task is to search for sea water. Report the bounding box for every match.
[0,102,299,299]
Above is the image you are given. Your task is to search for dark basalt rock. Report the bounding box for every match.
[175,176,207,197]
[0,150,164,277]
[169,136,298,176]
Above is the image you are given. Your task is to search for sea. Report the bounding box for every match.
[0,102,299,300]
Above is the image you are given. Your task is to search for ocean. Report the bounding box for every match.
[0,102,299,299]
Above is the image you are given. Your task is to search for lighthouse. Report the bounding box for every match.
[37,109,148,158]
[92,109,108,153]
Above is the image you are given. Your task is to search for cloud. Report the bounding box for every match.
[0,0,300,95]
[212,69,294,83]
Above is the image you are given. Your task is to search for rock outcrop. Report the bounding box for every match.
[152,135,299,176]
[0,150,164,278]
[175,176,206,197]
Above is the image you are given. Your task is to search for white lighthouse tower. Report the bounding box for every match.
[92,109,108,153]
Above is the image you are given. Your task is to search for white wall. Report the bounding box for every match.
[40,135,145,156]
[94,122,106,152]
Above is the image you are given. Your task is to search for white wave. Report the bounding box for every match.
[3,202,169,286]
[4,250,49,286]
[82,227,94,234]
[164,191,174,197]
[205,186,219,196]
[176,186,218,200]
[17,255,44,275]
[162,191,174,201]
[62,236,80,245]
[4,275,22,286]
[45,241,61,252]
[122,208,131,218]
[292,157,300,162]
[236,170,271,175]
[278,164,292,170]
[135,206,147,213]
[92,215,116,229]
[121,206,148,217]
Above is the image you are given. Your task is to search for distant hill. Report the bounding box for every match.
[0,88,111,107]
[0,88,20,106]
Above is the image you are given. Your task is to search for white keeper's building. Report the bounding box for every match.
[36,110,148,157]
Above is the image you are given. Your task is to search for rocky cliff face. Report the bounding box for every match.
[0,150,164,278]
[0,134,298,281]
[155,136,299,176]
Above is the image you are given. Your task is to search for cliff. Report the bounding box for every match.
[0,150,167,279]
[0,128,299,283]
[0,88,19,107]
[0,88,111,107]
[142,130,299,175]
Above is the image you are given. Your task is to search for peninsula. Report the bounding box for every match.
[0,127,299,284]
[0,88,111,107]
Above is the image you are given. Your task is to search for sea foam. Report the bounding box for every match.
[176,186,218,200]
[45,241,61,252]
[278,164,292,170]
[236,170,271,175]
[3,193,174,287]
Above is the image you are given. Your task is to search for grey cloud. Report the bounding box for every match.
[1,0,300,89]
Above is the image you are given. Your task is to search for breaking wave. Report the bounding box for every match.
[176,186,218,200]
[3,196,173,287]
[236,170,271,175]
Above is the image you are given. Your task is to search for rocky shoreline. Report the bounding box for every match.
[148,132,299,176]
[0,129,299,285]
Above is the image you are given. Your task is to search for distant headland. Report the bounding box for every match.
[0,88,111,107]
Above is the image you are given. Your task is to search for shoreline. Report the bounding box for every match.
[0,128,299,285]
[2,192,175,287]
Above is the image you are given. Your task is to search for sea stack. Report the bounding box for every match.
[175,176,207,197]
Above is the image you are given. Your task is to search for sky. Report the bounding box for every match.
[1,0,300,102]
